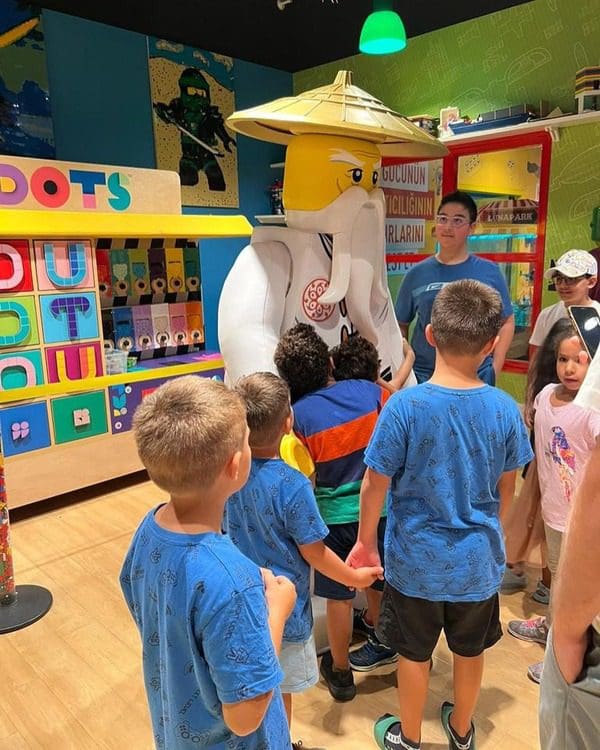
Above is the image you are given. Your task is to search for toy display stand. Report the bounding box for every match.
[0,445,52,634]
[0,585,53,635]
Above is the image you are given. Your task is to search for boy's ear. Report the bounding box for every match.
[328,356,336,378]
[225,450,243,480]
[424,323,436,348]
[482,334,500,357]
[586,275,597,291]
[283,411,293,435]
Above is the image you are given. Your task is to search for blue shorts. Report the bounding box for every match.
[279,633,319,693]
[313,518,386,600]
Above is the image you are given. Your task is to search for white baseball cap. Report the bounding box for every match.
[544,249,598,279]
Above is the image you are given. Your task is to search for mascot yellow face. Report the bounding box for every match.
[283,134,382,212]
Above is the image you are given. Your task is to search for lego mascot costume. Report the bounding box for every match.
[218,71,447,384]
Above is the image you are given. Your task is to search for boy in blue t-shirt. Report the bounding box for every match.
[348,280,533,750]
[120,376,296,750]
[395,190,515,385]
[224,372,382,744]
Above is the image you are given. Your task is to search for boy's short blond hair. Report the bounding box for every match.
[132,376,246,494]
[431,279,503,356]
[235,372,291,448]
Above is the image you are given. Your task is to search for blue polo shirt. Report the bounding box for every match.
[395,254,513,383]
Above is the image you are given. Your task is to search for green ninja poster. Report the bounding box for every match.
[148,38,239,208]
[0,1,55,158]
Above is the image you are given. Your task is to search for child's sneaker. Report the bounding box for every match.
[500,566,528,593]
[532,580,550,605]
[319,651,356,701]
[352,607,375,639]
[374,713,421,750]
[527,660,544,684]
[440,701,476,750]
[507,615,548,644]
[349,634,398,672]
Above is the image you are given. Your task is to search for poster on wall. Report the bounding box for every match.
[148,37,239,208]
[0,2,55,159]
[382,160,442,271]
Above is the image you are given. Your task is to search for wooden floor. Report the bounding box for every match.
[2,475,546,749]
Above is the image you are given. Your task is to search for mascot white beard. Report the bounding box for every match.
[218,184,415,385]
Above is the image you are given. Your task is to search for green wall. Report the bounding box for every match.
[296,0,600,402]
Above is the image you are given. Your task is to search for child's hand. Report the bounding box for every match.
[346,540,381,570]
[349,565,384,590]
[261,568,297,621]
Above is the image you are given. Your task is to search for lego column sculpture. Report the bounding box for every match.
[0,436,52,633]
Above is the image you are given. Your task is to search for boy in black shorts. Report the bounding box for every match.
[348,280,533,750]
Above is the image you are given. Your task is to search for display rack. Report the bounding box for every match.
[0,210,251,508]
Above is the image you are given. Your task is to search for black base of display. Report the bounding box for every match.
[0,584,53,634]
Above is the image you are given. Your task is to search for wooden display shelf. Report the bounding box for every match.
[5,430,142,509]
[439,110,600,145]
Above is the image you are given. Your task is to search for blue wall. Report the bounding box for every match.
[42,10,292,349]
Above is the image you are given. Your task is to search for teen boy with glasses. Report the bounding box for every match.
[395,190,515,384]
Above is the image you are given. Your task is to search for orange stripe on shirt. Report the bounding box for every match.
[303,410,380,463]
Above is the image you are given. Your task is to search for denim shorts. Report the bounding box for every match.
[279,633,319,693]
[313,518,386,600]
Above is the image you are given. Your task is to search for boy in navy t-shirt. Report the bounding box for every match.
[224,372,382,745]
[348,280,533,750]
[395,190,514,385]
[120,376,296,750]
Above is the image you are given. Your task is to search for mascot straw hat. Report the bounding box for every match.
[226,70,447,159]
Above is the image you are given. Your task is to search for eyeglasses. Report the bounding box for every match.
[435,215,471,228]
[553,273,590,286]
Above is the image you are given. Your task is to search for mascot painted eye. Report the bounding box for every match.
[350,168,363,183]
[372,172,379,186]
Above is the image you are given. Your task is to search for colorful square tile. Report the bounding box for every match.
[50,391,108,444]
[35,241,94,290]
[0,240,33,293]
[0,295,39,348]
[0,349,44,390]
[40,293,99,343]
[45,342,103,383]
[0,401,51,457]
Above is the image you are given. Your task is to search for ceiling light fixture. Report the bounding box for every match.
[359,0,407,55]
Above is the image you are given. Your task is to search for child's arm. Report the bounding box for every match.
[222,571,296,737]
[493,315,515,374]
[552,444,600,682]
[262,568,297,655]
[379,339,415,393]
[298,540,383,588]
[497,469,518,525]
[347,467,391,569]
[222,694,275,737]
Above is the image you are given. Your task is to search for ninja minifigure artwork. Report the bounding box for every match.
[149,40,239,208]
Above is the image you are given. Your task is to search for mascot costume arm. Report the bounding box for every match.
[218,240,291,383]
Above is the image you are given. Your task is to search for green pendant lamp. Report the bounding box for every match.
[359,0,407,55]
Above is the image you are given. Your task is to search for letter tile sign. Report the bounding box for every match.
[0,238,107,452]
